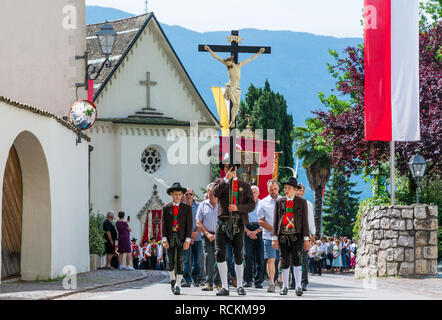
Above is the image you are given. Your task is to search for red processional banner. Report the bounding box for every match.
[141,210,162,243]
[219,136,276,199]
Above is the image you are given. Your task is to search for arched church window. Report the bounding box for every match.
[141,146,161,174]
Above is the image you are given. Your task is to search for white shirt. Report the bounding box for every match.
[306,200,316,236]
[309,244,319,258]
[350,243,357,252]
[223,177,238,184]
[146,243,163,259]
[319,243,327,255]
[257,194,281,240]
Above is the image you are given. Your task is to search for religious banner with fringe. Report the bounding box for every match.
[219,136,277,199]
[141,209,162,243]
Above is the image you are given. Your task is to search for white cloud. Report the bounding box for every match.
[86,0,364,38]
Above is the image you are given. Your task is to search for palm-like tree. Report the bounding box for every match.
[294,118,333,237]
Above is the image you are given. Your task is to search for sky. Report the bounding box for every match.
[85,0,365,38]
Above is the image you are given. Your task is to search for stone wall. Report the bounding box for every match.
[355,205,438,278]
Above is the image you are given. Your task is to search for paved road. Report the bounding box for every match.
[60,271,442,300]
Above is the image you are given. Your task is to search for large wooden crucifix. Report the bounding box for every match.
[139,72,157,109]
[198,30,271,129]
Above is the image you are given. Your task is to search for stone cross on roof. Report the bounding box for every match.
[139,72,157,109]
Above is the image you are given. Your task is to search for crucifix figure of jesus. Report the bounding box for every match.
[204,45,265,128]
[199,31,271,129]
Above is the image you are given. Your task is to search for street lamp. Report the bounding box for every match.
[96,22,117,57]
[76,21,117,91]
[408,154,427,204]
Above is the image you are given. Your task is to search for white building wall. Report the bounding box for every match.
[88,124,122,215]
[0,103,90,281]
[0,0,87,117]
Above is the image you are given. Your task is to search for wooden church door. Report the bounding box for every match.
[1,146,23,279]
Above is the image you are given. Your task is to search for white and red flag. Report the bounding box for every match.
[364,0,420,141]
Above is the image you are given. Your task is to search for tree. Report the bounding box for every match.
[294,118,333,236]
[323,169,361,237]
[238,80,294,181]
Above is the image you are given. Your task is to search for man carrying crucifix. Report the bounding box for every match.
[204,45,265,128]
[213,153,256,296]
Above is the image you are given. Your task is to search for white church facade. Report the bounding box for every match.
[87,14,220,242]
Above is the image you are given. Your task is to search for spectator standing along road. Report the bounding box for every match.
[103,211,118,269]
[243,186,264,289]
[116,211,134,270]
[183,188,202,287]
[196,183,222,291]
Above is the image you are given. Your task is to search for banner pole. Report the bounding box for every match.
[390,140,395,205]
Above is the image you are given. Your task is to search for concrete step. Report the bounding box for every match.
[134,111,165,116]
[127,115,175,120]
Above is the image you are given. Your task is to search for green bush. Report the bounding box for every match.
[89,212,106,255]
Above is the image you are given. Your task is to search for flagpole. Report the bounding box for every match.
[390,140,395,205]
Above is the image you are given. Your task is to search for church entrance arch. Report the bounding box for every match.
[1,131,51,281]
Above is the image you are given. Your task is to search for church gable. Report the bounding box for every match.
[88,14,219,127]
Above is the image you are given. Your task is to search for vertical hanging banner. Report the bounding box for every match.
[141,210,162,243]
[88,79,94,102]
[364,0,420,141]
[211,87,230,136]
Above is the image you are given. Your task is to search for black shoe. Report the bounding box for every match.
[302,285,307,291]
[170,280,176,292]
[182,282,191,288]
[243,282,252,288]
[173,286,180,295]
[296,287,303,296]
[193,282,200,287]
[280,287,288,295]
[237,287,246,295]
[254,283,263,289]
[216,288,229,296]
[289,283,296,290]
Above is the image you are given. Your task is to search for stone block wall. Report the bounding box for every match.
[355,205,438,278]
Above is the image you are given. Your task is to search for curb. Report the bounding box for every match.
[40,271,167,300]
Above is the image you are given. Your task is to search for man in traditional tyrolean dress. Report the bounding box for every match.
[272,176,310,296]
[213,155,256,296]
[130,238,140,269]
[161,182,193,295]
[147,236,159,270]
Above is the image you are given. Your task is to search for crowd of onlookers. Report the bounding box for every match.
[102,211,166,271]
[101,182,358,290]
[307,236,357,276]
